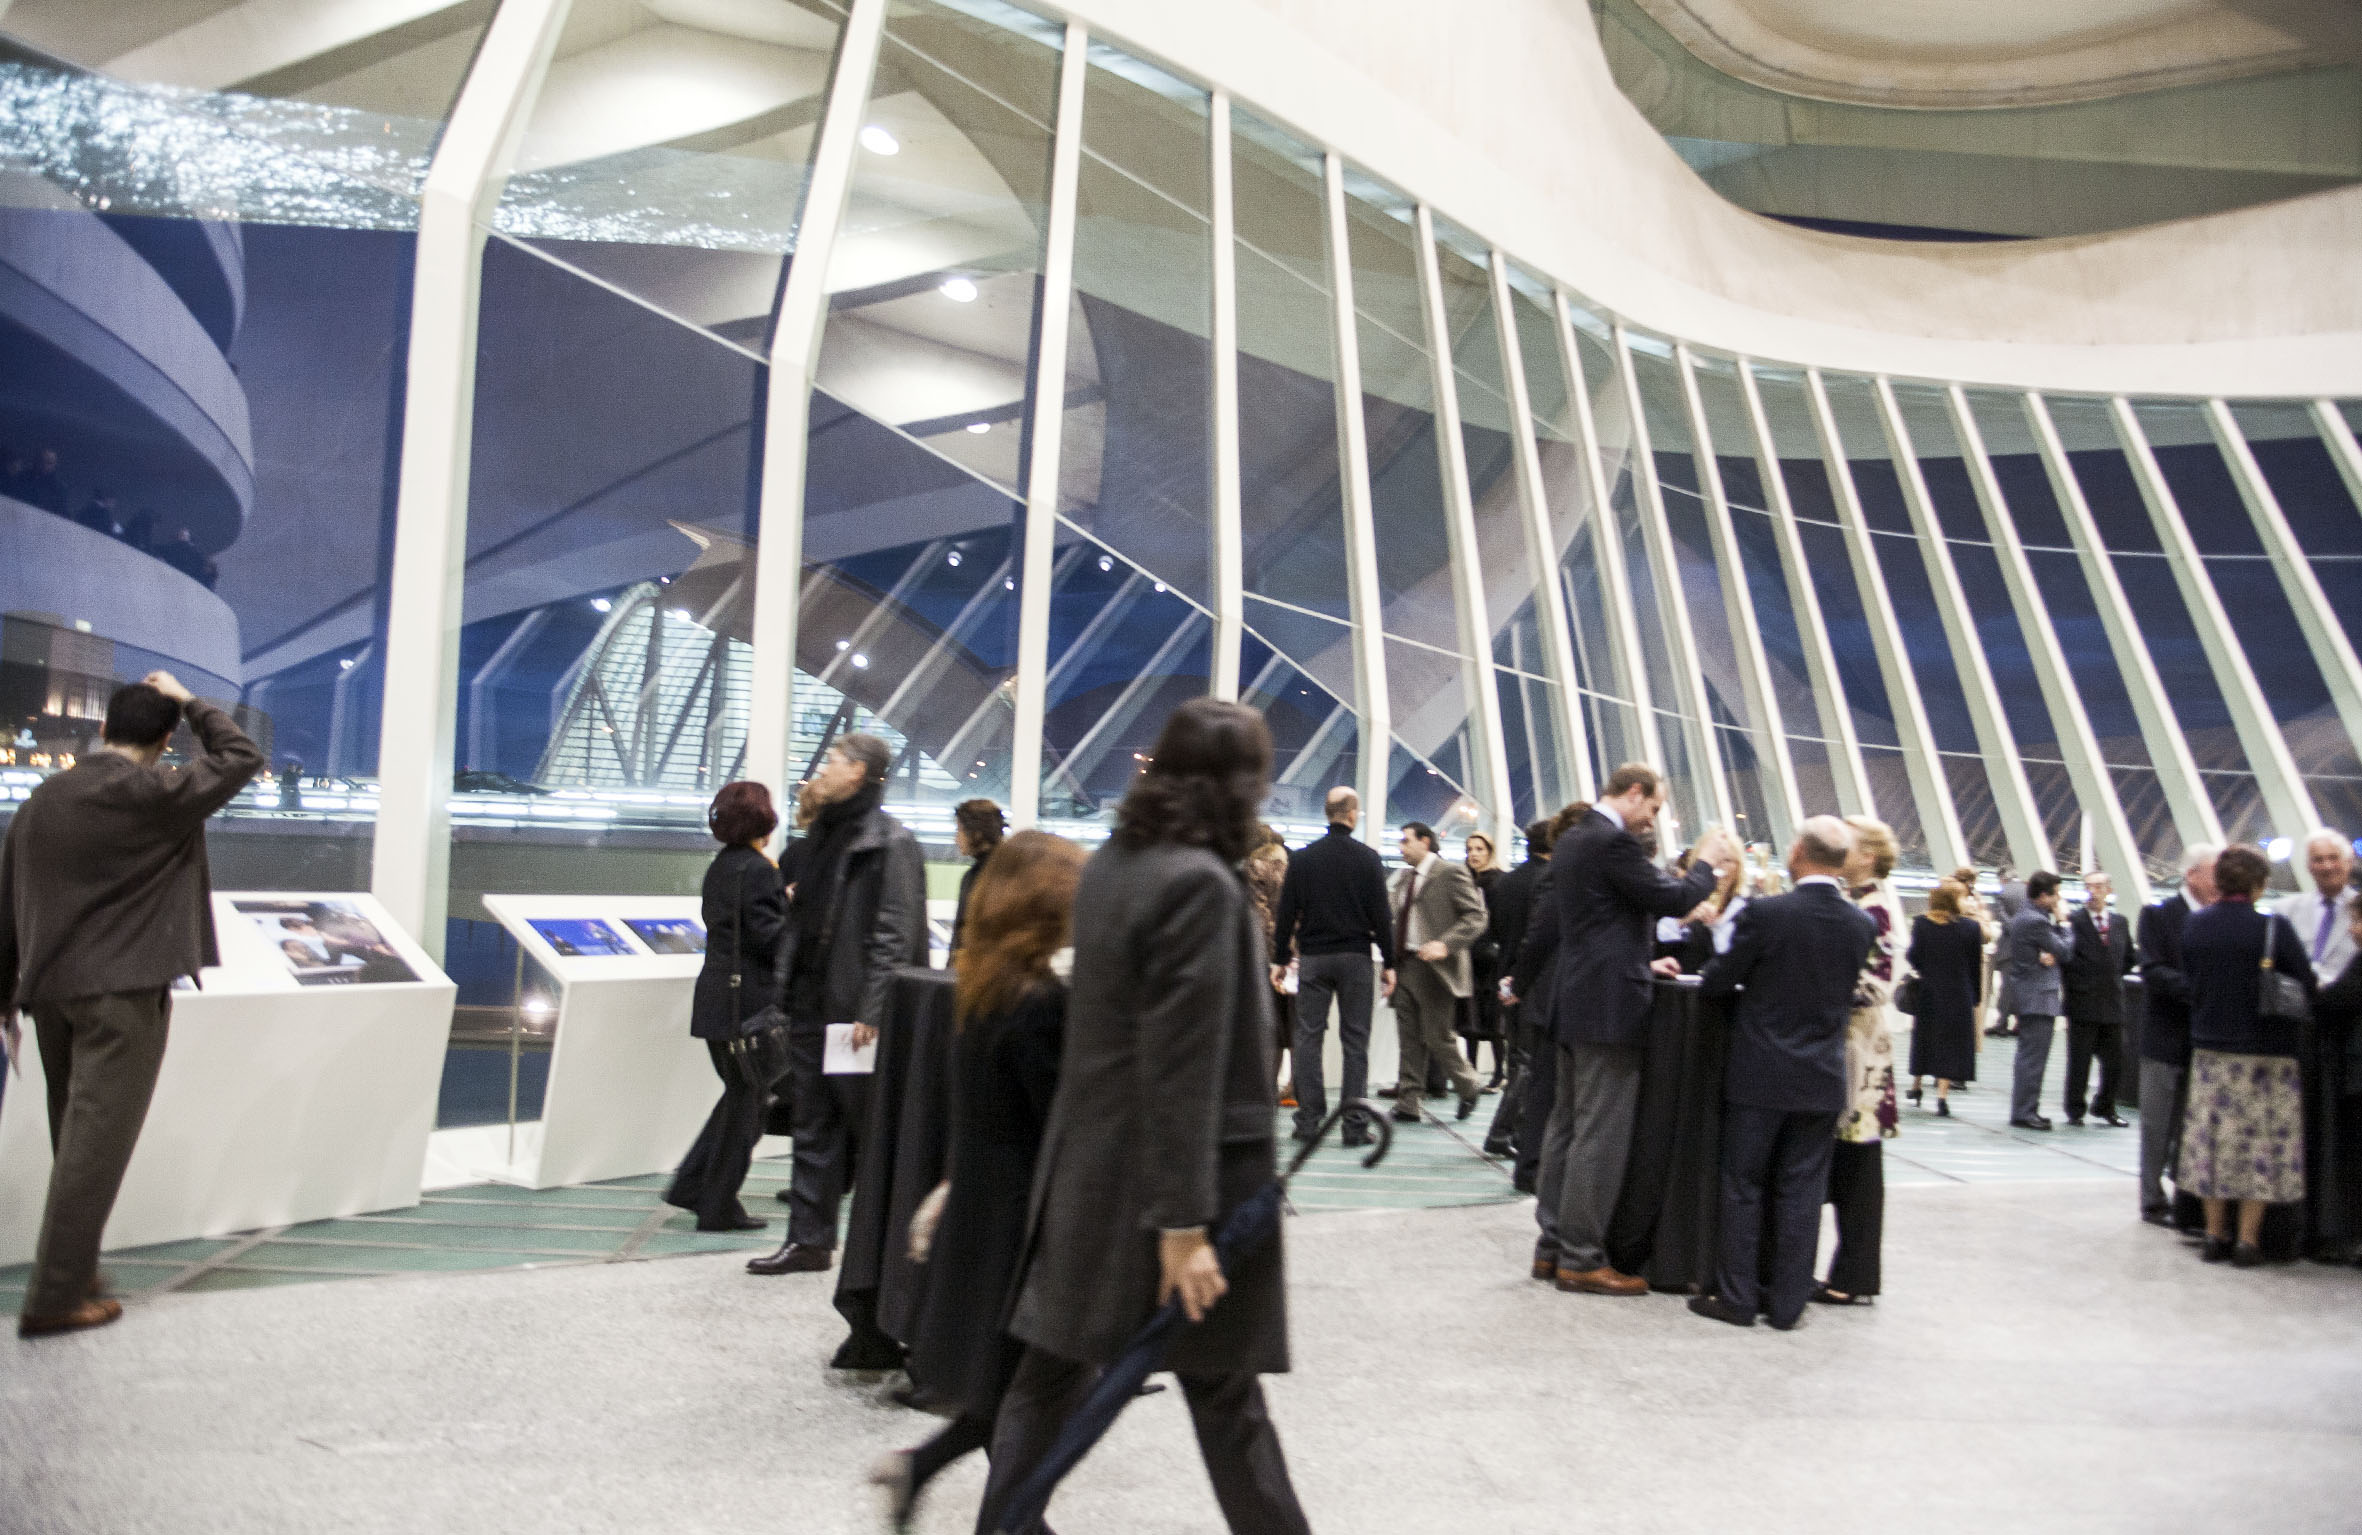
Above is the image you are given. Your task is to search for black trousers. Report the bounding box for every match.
[26,989,171,1319]
[784,1022,863,1250]
[1513,1018,1558,1190]
[976,1346,1311,1535]
[2064,1017,2123,1120]
[665,1041,764,1227]
[1822,1138,1883,1298]
[1713,1104,1835,1328]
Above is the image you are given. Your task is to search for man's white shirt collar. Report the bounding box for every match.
[1796,873,1841,890]
[1596,802,1626,831]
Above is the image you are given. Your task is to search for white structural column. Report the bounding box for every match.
[1874,378,2049,874]
[2206,398,2362,763]
[1735,361,1870,818]
[741,0,890,800]
[1005,24,1090,829]
[1553,295,1661,773]
[369,0,571,957]
[2314,399,2362,511]
[1413,206,1515,835]
[1614,327,1733,833]
[1208,92,1243,702]
[2111,395,2320,854]
[2021,395,2222,851]
[1676,346,1799,847]
[1323,154,1390,838]
[1947,387,2148,904]
[1802,368,1968,872]
[1488,254,1590,803]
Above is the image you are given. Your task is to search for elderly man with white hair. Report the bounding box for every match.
[2134,843,2218,1227]
[2280,830,2362,1261]
[2278,830,2357,985]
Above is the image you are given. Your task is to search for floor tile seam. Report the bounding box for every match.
[1937,1111,2142,1174]
[610,1204,680,1261]
[330,1215,655,1235]
[252,1234,625,1258]
[423,1194,667,1210]
[142,1226,287,1299]
[1405,1111,1516,1181]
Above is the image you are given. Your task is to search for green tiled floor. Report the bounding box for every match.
[1,1039,2140,1315]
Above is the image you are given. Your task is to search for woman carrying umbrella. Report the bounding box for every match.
[873,830,1084,1529]
[975,699,1311,1535]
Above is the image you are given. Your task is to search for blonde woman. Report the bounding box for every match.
[1818,815,1904,1306]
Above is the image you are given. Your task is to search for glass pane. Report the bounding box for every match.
[2234,401,2362,690]
[1241,629,1360,831]
[493,0,850,345]
[0,7,496,908]
[1040,42,1215,826]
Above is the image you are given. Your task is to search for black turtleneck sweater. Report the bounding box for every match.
[1272,822,1396,968]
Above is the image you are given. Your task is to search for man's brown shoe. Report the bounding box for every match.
[19,1297,123,1338]
[1556,1265,1647,1296]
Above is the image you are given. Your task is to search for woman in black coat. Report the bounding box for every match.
[663,781,784,1232]
[1905,877,1985,1116]
[874,831,1082,1530]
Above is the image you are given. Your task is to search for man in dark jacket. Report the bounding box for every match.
[0,673,263,1337]
[2136,844,2216,1226]
[2063,871,2134,1127]
[1689,817,1876,1331]
[1480,818,1551,1158]
[1531,764,1732,1295]
[1270,786,1395,1146]
[748,732,926,1277]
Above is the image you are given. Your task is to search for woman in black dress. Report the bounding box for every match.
[663,781,784,1231]
[1906,877,1984,1116]
[874,829,1084,1530]
[949,797,1006,957]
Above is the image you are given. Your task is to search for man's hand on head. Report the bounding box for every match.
[142,671,193,705]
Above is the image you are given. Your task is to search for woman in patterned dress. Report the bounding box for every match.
[1818,815,1904,1305]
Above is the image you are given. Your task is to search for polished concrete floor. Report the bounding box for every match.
[5,1153,2359,1533]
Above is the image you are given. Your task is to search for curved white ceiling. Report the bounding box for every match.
[1625,0,2327,106]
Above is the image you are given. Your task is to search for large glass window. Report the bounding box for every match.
[0,3,494,898]
[1231,112,1360,816]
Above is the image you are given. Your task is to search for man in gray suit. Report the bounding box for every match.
[1997,869,2075,1130]
[1388,821,1490,1123]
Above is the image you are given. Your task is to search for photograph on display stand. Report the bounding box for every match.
[527,917,637,958]
[623,917,707,955]
[233,899,419,987]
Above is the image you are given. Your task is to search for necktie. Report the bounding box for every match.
[1394,868,1420,956]
[2314,898,2338,964]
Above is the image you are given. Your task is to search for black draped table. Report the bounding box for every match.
[832,966,955,1370]
[1602,976,1730,1294]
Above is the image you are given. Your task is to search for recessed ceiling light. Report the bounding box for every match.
[835,639,851,650]
[851,654,869,668]
[939,276,979,303]
[947,549,964,566]
[859,124,899,156]
[965,421,991,434]
[1097,554,1114,572]
[590,597,612,613]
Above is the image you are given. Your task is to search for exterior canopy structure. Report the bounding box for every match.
[4,0,2361,957]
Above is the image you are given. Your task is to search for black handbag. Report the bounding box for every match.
[721,873,793,1094]
[2259,916,2312,1029]
[1893,973,1923,1017]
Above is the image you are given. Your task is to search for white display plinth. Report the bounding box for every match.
[0,892,454,1266]
[475,894,712,1191]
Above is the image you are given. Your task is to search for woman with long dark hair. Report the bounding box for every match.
[663,781,783,1232]
[976,699,1311,1535]
[874,830,1084,1530]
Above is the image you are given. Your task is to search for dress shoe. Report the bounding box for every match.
[1906,1086,1922,1106]
[2231,1241,2265,1269]
[1483,1135,1514,1158]
[1809,1284,1871,1307]
[1455,1087,1480,1121]
[2066,1115,2085,1127]
[1687,1293,1753,1329]
[1762,1310,1804,1332]
[1511,1171,1537,1194]
[1531,1256,1560,1281]
[2010,1115,2053,1132]
[2140,1206,2176,1227]
[2093,1112,2129,1128]
[747,1241,832,1275]
[696,1213,769,1232]
[1390,1107,1423,1124]
[1557,1265,1647,1296]
[18,1297,123,1339]
[2199,1235,2234,1264]
[1289,1123,1319,1145]
[775,1186,795,1204]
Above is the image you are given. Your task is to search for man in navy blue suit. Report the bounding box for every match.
[1531,763,1736,1295]
[1690,816,1877,1331]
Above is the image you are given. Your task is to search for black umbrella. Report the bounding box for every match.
[991,1099,1394,1533]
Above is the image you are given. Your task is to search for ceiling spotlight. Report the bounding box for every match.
[836,639,851,651]
[1153,581,1167,594]
[859,124,899,156]
[590,597,612,613]
[939,276,979,303]
[851,653,870,668]
[1097,554,1114,573]
[1004,577,1015,590]
[965,421,991,434]
[669,607,691,621]
[2267,835,2293,862]
[947,550,964,567]
[339,658,356,671]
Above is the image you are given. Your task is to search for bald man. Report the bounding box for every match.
[1271,787,1397,1147]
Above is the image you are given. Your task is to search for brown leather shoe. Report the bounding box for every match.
[19,1297,123,1338]
[1556,1265,1647,1296]
[1531,1256,1559,1281]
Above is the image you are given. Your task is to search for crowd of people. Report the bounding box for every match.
[3,446,220,588]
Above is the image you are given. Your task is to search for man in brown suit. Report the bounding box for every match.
[1388,821,1490,1123]
[0,672,263,1337]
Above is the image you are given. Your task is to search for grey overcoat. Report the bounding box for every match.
[1007,839,1288,1375]
[1995,905,2074,1018]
